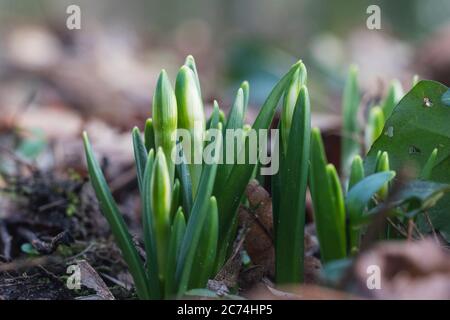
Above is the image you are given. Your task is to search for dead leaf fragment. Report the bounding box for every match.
[239,180,274,276]
[354,239,450,299]
[77,260,115,300]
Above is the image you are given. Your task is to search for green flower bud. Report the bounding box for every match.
[153,70,177,183]
[281,61,307,154]
[348,155,365,190]
[150,148,172,276]
[365,106,384,151]
[381,79,403,118]
[175,64,205,195]
[240,81,250,114]
[375,151,390,200]
[184,55,202,97]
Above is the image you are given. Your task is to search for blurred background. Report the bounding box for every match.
[1,1,450,300]
[0,0,450,171]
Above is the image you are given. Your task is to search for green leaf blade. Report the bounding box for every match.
[132,127,148,194]
[141,149,161,298]
[216,61,302,264]
[276,85,310,284]
[189,196,219,289]
[309,128,346,263]
[83,132,151,299]
[346,171,396,252]
[341,65,361,178]
[175,125,222,296]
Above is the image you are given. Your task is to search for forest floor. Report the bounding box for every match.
[0,25,449,300]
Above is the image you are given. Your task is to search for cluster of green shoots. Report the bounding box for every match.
[83,56,430,299]
[83,55,306,299]
[312,68,438,265]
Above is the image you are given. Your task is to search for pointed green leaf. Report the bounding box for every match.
[346,171,396,252]
[216,61,302,265]
[420,148,438,180]
[170,179,181,221]
[309,128,346,263]
[226,87,245,130]
[214,88,246,196]
[144,118,155,153]
[341,65,360,178]
[175,144,193,217]
[141,149,161,297]
[83,132,151,299]
[381,79,404,118]
[326,164,346,247]
[165,208,186,298]
[132,127,148,194]
[206,100,220,130]
[364,106,384,152]
[150,148,172,280]
[189,196,218,289]
[276,85,310,284]
[281,62,307,154]
[175,124,222,296]
[271,120,283,242]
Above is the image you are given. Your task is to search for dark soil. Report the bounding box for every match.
[0,267,74,300]
[0,161,135,300]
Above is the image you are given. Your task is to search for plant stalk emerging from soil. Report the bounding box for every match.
[83,56,304,299]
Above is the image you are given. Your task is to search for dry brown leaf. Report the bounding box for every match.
[353,239,450,299]
[77,260,115,300]
[239,180,274,277]
[239,180,321,285]
[214,229,246,289]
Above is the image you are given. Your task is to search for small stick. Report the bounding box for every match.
[99,272,130,290]
[38,199,67,212]
[424,211,440,244]
[17,227,73,254]
[386,217,408,238]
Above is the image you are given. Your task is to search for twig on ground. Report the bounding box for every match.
[424,211,440,244]
[17,227,73,254]
[99,272,130,290]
